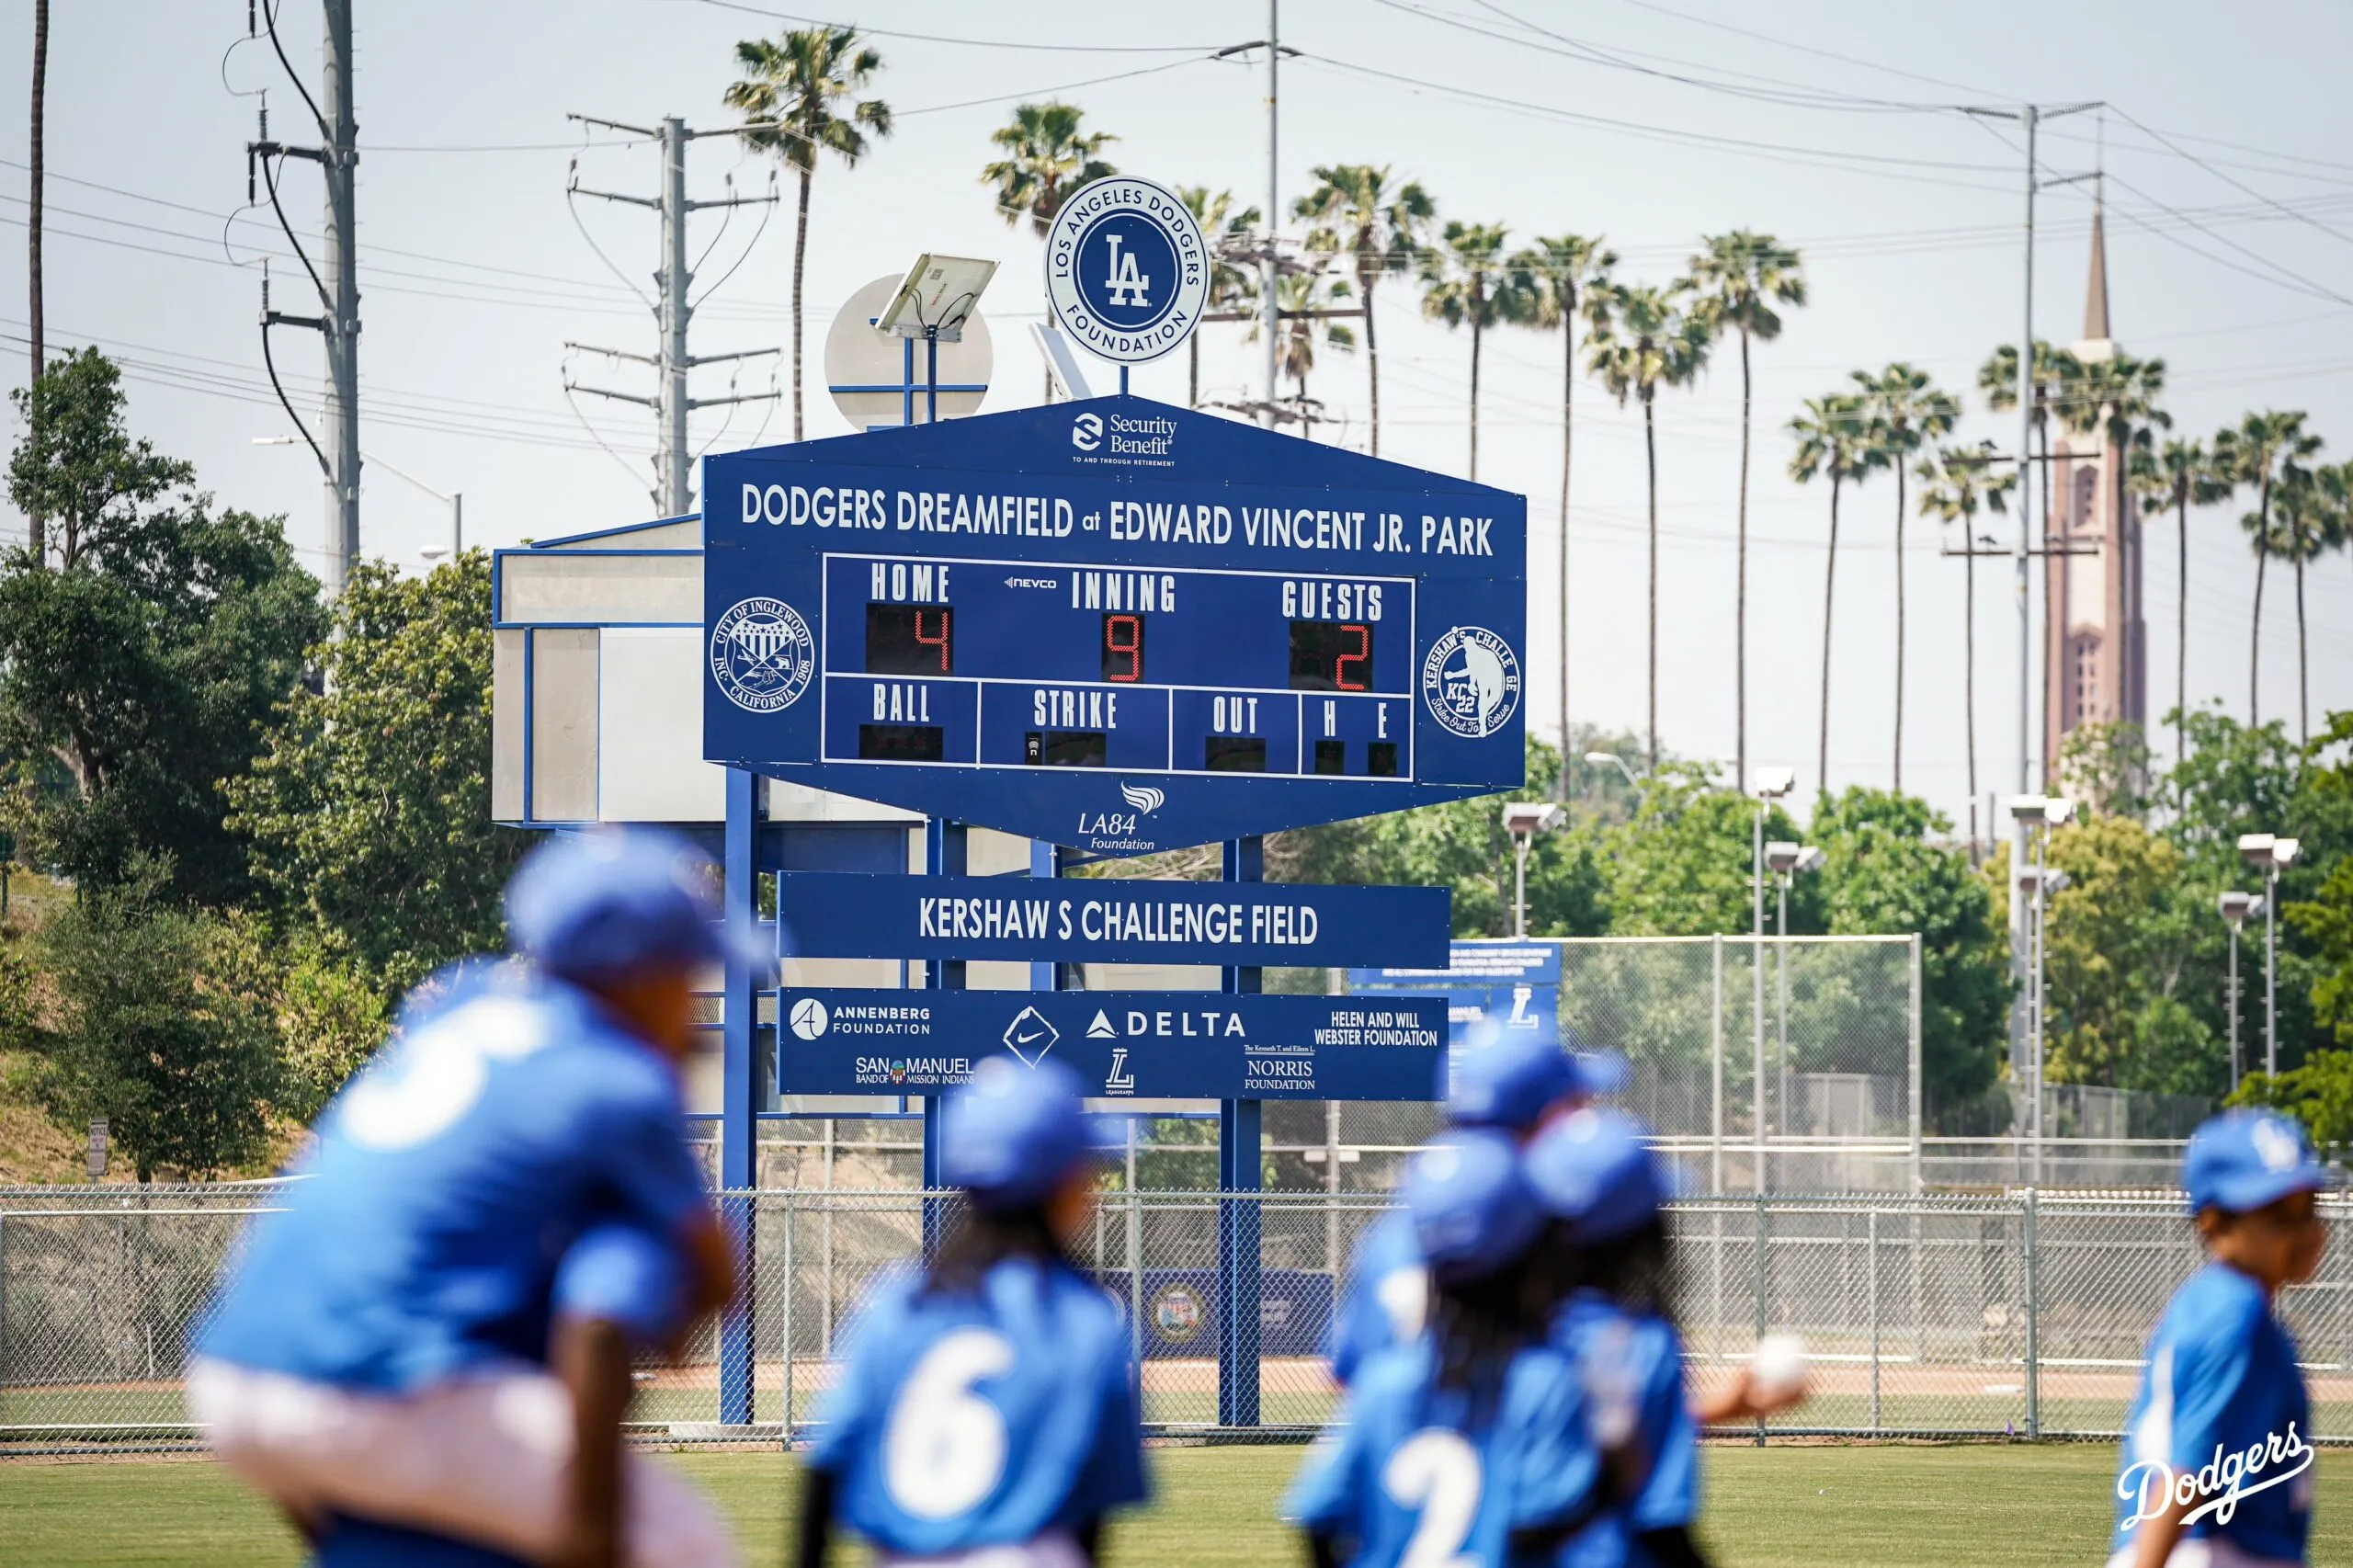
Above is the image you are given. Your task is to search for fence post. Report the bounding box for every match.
[1711,934,1724,1196]
[1753,1191,1768,1447]
[781,1190,795,1446]
[2024,1187,2040,1439]
[1908,934,1924,1195]
[1868,1208,1881,1433]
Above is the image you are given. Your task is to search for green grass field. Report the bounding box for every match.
[6,1443,2350,1566]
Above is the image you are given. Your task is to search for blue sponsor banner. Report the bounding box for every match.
[774,989,1448,1101]
[1105,1268,1332,1360]
[1347,937,1561,990]
[775,872,1449,969]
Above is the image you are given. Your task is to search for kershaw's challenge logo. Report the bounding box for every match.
[1421,625,1521,740]
[710,597,815,713]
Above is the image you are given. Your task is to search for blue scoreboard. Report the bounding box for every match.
[703,395,1527,854]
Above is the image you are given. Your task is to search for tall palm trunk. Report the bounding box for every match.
[2251,477,2270,725]
[1734,327,1751,790]
[27,0,47,562]
[1818,475,1841,793]
[791,162,813,441]
[1893,458,1907,791]
[2177,494,2189,767]
[1467,303,1483,481]
[1556,302,1575,801]
[1963,548,1977,808]
[1188,335,1199,409]
[2296,554,2309,743]
[1362,258,1381,457]
[1643,393,1659,771]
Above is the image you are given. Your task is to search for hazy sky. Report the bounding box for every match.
[7,1,2352,835]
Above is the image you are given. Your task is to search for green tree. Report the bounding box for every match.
[1916,443,2014,810]
[1812,788,2011,1118]
[2289,711,2353,1052]
[20,857,278,1179]
[2133,437,2232,766]
[2228,1049,2353,1153]
[1852,363,1959,791]
[2036,813,2215,1093]
[1687,233,1805,791]
[1787,392,1877,794]
[1418,220,1530,483]
[982,102,1115,238]
[2212,410,2319,727]
[724,26,892,443]
[224,551,525,994]
[1506,234,1616,801]
[2268,460,2347,744]
[1295,165,1434,457]
[1586,281,1711,770]
[0,350,324,903]
[1176,186,1261,411]
[1604,766,1810,938]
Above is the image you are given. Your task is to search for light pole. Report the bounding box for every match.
[1764,841,1825,1132]
[1584,750,1642,791]
[255,438,462,563]
[2217,890,2261,1092]
[2238,834,2302,1076]
[1501,801,1566,938]
[1749,767,1795,1190]
[2009,795,2071,1185]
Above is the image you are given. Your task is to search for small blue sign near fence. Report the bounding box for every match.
[775,872,1450,969]
[775,989,1448,1101]
[1350,938,1564,1055]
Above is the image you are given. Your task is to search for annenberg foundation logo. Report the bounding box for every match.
[710,597,815,713]
[1421,626,1522,740]
[1044,176,1208,365]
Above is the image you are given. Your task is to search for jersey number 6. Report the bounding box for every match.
[1381,1427,1483,1568]
[883,1327,1017,1520]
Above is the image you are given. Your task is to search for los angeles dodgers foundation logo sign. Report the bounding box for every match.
[1422,626,1522,739]
[1045,176,1208,364]
[710,597,815,713]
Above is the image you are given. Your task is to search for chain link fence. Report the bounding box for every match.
[10,1184,2353,1453]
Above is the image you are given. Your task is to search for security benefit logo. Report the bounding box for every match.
[1421,625,1522,740]
[710,597,815,713]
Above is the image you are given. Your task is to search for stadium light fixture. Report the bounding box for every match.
[1501,801,1566,937]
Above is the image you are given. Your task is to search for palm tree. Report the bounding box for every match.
[28,0,47,562]
[2133,437,2230,766]
[1853,364,1959,790]
[1253,270,1356,432]
[724,26,892,442]
[1295,165,1434,457]
[1917,443,2014,812]
[2212,410,2319,725]
[1788,392,1877,793]
[1418,222,1531,482]
[1587,281,1713,770]
[1506,234,1617,801]
[1979,340,2076,565]
[982,102,1117,239]
[1177,187,1262,410]
[1688,233,1806,791]
[2268,457,2345,742]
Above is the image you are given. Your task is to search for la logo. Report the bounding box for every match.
[1103,234,1151,307]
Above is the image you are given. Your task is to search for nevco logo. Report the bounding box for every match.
[1072,412,1103,451]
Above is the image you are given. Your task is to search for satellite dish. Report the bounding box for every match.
[824,275,994,430]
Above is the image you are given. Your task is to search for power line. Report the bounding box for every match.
[684,0,1223,52]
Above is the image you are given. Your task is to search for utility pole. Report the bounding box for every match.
[566,115,779,517]
[27,0,47,563]
[1263,0,1279,429]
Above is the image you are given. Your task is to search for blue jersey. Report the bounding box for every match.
[199,969,709,1392]
[2112,1262,2314,1564]
[1287,1338,1600,1568]
[1331,1210,1429,1388]
[1550,1294,1695,1568]
[555,1223,689,1353]
[813,1256,1148,1556]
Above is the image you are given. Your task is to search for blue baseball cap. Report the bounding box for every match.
[2182,1110,2334,1216]
[506,828,773,984]
[1525,1108,1668,1244]
[940,1057,1100,1211]
[1444,1032,1616,1131]
[1402,1130,1547,1285]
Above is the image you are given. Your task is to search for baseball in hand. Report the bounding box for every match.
[1750,1333,1809,1403]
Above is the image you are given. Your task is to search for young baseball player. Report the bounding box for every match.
[192,829,762,1568]
[1526,1107,1806,1568]
[796,1056,1148,1568]
[1289,1128,1604,1567]
[2109,1109,2331,1568]
[1329,1031,1614,1387]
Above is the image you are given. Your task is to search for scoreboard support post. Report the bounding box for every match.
[719,766,758,1426]
[920,818,968,1258]
[1216,835,1264,1428]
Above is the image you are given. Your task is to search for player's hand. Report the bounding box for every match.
[547,1519,622,1568]
[1733,1363,1809,1418]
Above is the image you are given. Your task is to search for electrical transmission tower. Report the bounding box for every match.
[563,115,779,518]
[245,0,360,595]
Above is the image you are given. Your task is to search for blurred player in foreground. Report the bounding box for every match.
[1329,1031,1619,1387]
[797,1057,1148,1568]
[1527,1108,1807,1568]
[192,830,758,1568]
[2109,1110,2330,1568]
[1289,1129,1602,1566]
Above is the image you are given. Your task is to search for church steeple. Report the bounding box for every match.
[2083,196,2111,342]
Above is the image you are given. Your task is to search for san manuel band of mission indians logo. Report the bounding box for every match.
[710,597,815,713]
[1422,625,1521,740]
[1045,176,1209,365]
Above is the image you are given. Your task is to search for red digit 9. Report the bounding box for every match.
[1104,614,1142,682]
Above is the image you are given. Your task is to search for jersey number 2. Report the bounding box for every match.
[1381,1428,1483,1568]
[883,1328,1017,1520]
